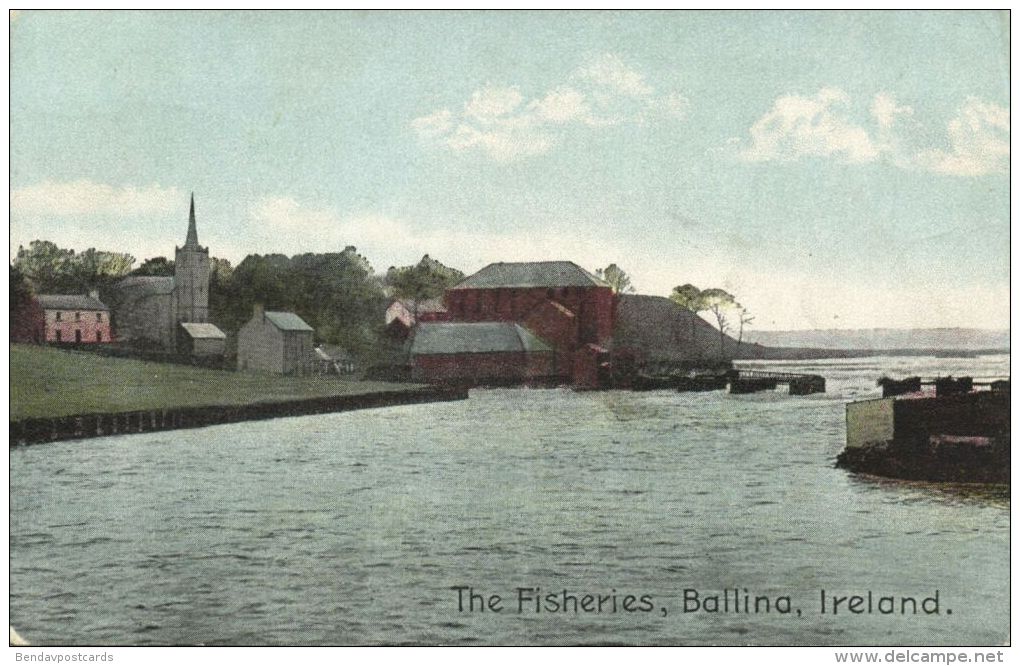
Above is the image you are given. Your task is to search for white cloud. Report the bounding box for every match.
[916,97,1009,176]
[871,92,913,129]
[9,180,193,264]
[737,90,1009,177]
[740,87,880,164]
[250,196,343,230]
[464,85,524,122]
[575,53,654,97]
[409,109,453,138]
[244,196,417,264]
[250,197,410,246]
[10,180,182,217]
[411,54,687,162]
[659,92,690,120]
[529,86,591,124]
[445,120,553,162]
[244,195,629,274]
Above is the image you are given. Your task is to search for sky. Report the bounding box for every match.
[9,10,1010,330]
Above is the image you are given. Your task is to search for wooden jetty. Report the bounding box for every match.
[628,368,825,395]
[729,369,826,395]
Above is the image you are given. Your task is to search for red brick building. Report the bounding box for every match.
[410,321,557,385]
[437,261,616,387]
[38,294,113,344]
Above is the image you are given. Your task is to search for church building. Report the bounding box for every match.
[108,195,226,355]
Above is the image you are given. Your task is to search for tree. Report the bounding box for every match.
[211,247,393,361]
[595,263,635,294]
[14,240,134,294]
[71,248,135,292]
[131,257,175,276]
[737,307,754,348]
[669,283,707,353]
[209,257,233,289]
[291,247,386,355]
[669,283,703,310]
[222,253,296,325]
[13,241,75,293]
[385,254,465,323]
[700,288,738,359]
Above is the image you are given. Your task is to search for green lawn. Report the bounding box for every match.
[10,344,422,421]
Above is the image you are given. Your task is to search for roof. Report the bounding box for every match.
[115,276,175,296]
[450,261,608,290]
[184,193,201,249]
[264,311,314,332]
[37,294,109,311]
[411,322,552,355]
[179,322,227,339]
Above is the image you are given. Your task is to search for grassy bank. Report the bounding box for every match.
[10,344,424,421]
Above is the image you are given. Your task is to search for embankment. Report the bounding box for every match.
[836,438,1009,484]
[10,385,467,447]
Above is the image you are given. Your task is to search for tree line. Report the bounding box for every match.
[11,240,751,360]
[10,241,466,362]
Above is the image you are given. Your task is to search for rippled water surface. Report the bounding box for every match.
[10,356,1009,645]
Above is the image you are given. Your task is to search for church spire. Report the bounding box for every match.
[184,192,199,248]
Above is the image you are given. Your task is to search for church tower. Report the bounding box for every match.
[174,193,210,324]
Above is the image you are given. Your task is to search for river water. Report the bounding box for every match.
[9,355,1009,646]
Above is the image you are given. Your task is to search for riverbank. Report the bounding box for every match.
[9,345,466,446]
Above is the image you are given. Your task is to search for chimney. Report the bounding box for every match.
[253,303,264,321]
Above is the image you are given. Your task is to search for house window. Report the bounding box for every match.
[96,331,103,342]
[96,312,103,322]
[55,312,62,321]
[75,312,81,322]
[55,330,62,342]
[75,330,82,343]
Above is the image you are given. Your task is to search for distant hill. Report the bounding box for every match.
[613,298,1009,362]
[744,328,1009,352]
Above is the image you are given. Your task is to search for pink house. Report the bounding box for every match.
[38,293,113,344]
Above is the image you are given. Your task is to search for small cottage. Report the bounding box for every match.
[237,305,315,375]
[37,293,112,344]
[178,322,227,357]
